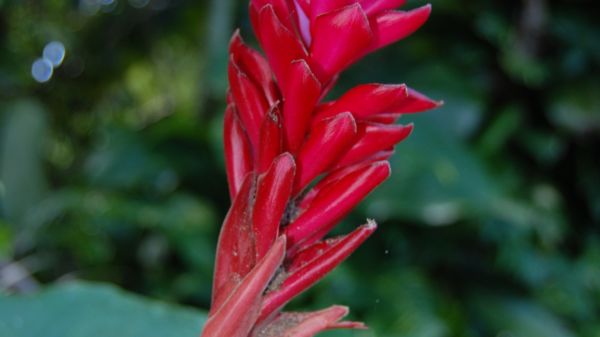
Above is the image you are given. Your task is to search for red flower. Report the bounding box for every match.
[202,1,440,336]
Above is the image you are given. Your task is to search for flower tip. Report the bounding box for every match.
[230,28,242,43]
[416,4,433,24]
[258,2,275,16]
[274,151,297,171]
[378,160,392,180]
[410,4,433,28]
[332,111,358,132]
[373,160,392,175]
[334,321,368,329]
[328,305,350,317]
[364,219,378,231]
[419,3,433,16]
[400,83,409,97]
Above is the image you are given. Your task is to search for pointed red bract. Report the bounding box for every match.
[229,58,269,148]
[368,4,432,52]
[310,3,373,80]
[261,223,376,319]
[360,0,407,16]
[286,161,390,249]
[212,174,257,312]
[256,4,308,89]
[252,306,366,337]
[294,112,358,193]
[335,122,413,167]
[304,151,395,209]
[309,0,355,19]
[392,87,443,113]
[253,154,295,260]
[224,105,254,200]
[251,0,295,32]
[202,237,286,337]
[283,60,322,152]
[257,104,283,173]
[316,83,408,120]
[230,31,279,105]
[365,112,402,124]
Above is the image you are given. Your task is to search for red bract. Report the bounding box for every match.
[202,1,440,336]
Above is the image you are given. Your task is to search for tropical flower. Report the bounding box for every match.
[201,1,440,336]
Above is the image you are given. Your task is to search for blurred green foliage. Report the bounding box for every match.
[0,0,599,336]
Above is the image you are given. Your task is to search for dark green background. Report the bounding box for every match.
[1,0,599,336]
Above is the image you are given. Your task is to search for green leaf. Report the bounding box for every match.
[472,295,576,337]
[0,282,206,337]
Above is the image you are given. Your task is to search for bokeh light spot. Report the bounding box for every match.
[43,41,66,67]
[31,58,54,83]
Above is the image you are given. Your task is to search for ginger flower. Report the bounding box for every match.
[201,1,440,336]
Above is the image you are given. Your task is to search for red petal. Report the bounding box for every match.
[335,122,413,167]
[253,153,296,260]
[299,151,394,210]
[256,4,308,89]
[230,31,279,105]
[251,0,296,32]
[257,104,284,173]
[229,58,269,149]
[316,83,407,120]
[368,4,431,52]
[285,239,342,272]
[366,112,402,124]
[286,161,389,249]
[212,174,257,312]
[309,0,355,19]
[261,223,376,318]
[294,112,358,193]
[253,306,366,337]
[224,105,254,200]
[310,3,373,81]
[390,87,443,113]
[360,0,407,15]
[202,237,286,337]
[283,60,322,153]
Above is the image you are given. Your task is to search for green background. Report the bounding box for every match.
[0,0,599,336]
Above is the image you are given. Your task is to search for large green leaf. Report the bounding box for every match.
[0,282,206,337]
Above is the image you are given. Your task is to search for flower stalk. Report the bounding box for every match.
[202,1,440,336]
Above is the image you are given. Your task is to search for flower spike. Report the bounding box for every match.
[203,1,439,336]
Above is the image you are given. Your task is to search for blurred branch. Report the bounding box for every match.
[198,0,235,117]
[517,0,547,58]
